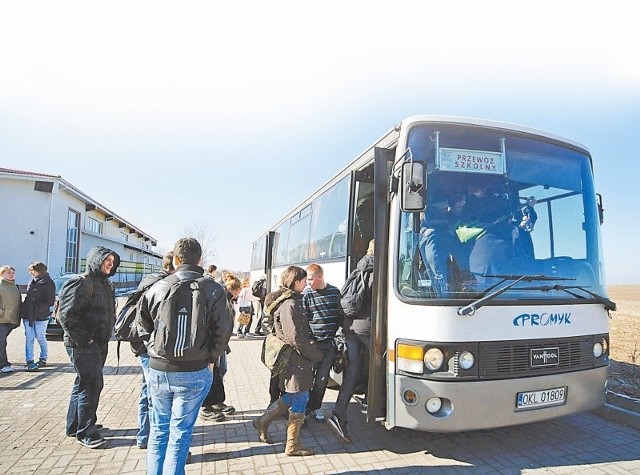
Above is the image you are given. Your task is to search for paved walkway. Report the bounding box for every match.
[1,328,640,475]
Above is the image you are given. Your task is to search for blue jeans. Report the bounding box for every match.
[281,391,309,414]
[137,354,151,447]
[147,366,213,475]
[333,333,370,422]
[66,342,108,439]
[24,319,48,362]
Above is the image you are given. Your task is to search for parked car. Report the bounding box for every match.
[46,273,81,338]
[46,275,138,338]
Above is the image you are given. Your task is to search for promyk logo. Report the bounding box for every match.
[513,313,572,326]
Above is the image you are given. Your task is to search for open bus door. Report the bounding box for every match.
[367,146,395,423]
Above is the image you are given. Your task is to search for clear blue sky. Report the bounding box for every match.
[1,1,638,284]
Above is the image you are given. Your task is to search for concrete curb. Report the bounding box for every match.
[592,391,640,430]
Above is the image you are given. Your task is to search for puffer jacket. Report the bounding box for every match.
[267,287,322,393]
[58,246,121,348]
[136,264,233,373]
[0,278,21,326]
[342,253,374,337]
[21,272,56,324]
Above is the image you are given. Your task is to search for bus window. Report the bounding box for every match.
[309,177,349,260]
[272,220,290,267]
[287,205,312,263]
[250,235,267,271]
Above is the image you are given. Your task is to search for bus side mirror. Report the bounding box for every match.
[401,161,426,212]
[597,193,604,224]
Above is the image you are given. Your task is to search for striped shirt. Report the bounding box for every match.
[302,283,342,341]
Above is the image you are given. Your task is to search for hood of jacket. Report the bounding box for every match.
[357,253,374,273]
[85,246,121,277]
[264,287,294,316]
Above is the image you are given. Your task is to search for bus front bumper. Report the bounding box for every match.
[391,366,608,432]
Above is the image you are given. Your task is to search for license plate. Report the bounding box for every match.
[516,386,567,410]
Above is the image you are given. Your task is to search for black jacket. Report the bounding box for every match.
[58,246,121,347]
[342,253,374,336]
[136,264,233,372]
[21,272,56,324]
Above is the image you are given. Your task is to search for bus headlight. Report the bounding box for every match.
[459,351,475,370]
[397,343,424,374]
[593,342,603,358]
[601,337,608,354]
[424,348,444,371]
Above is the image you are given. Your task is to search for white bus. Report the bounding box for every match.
[249,115,614,432]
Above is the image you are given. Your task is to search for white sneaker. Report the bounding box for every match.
[312,409,325,422]
[1,365,14,373]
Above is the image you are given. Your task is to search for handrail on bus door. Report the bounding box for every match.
[367,146,395,422]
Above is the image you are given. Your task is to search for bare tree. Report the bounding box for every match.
[182,221,218,266]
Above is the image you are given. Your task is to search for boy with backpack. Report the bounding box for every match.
[114,251,174,449]
[136,238,232,474]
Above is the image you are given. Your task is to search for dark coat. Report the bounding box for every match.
[21,272,56,324]
[58,246,121,347]
[269,288,322,393]
[343,253,374,337]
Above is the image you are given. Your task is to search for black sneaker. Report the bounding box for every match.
[36,359,47,368]
[77,433,106,449]
[200,406,225,422]
[211,403,235,415]
[327,415,351,443]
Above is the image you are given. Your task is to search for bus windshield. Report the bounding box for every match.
[397,124,606,303]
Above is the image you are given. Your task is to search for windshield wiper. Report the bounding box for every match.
[457,274,572,316]
[513,284,617,312]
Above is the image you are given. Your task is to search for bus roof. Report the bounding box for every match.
[401,115,590,154]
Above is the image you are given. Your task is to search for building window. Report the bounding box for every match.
[66,210,80,273]
[121,232,129,242]
[86,217,103,234]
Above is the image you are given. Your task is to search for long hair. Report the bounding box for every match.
[280,266,307,290]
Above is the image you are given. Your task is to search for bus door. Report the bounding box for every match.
[367,146,394,423]
[347,163,375,277]
[264,231,275,293]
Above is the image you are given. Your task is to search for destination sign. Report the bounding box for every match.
[437,147,505,175]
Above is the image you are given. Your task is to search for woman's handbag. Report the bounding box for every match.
[261,333,294,375]
[237,312,251,326]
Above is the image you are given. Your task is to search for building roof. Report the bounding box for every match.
[0,166,158,246]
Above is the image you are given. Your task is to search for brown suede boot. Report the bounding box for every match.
[252,399,289,443]
[285,412,314,456]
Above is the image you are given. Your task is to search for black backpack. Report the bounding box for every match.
[115,282,154,343]
[252,278,266,298]
[340,269,369,318]
[152,274,209,361]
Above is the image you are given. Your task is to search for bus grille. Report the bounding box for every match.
[478,336,595,380]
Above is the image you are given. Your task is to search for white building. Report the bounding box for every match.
[0,167,162,288]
